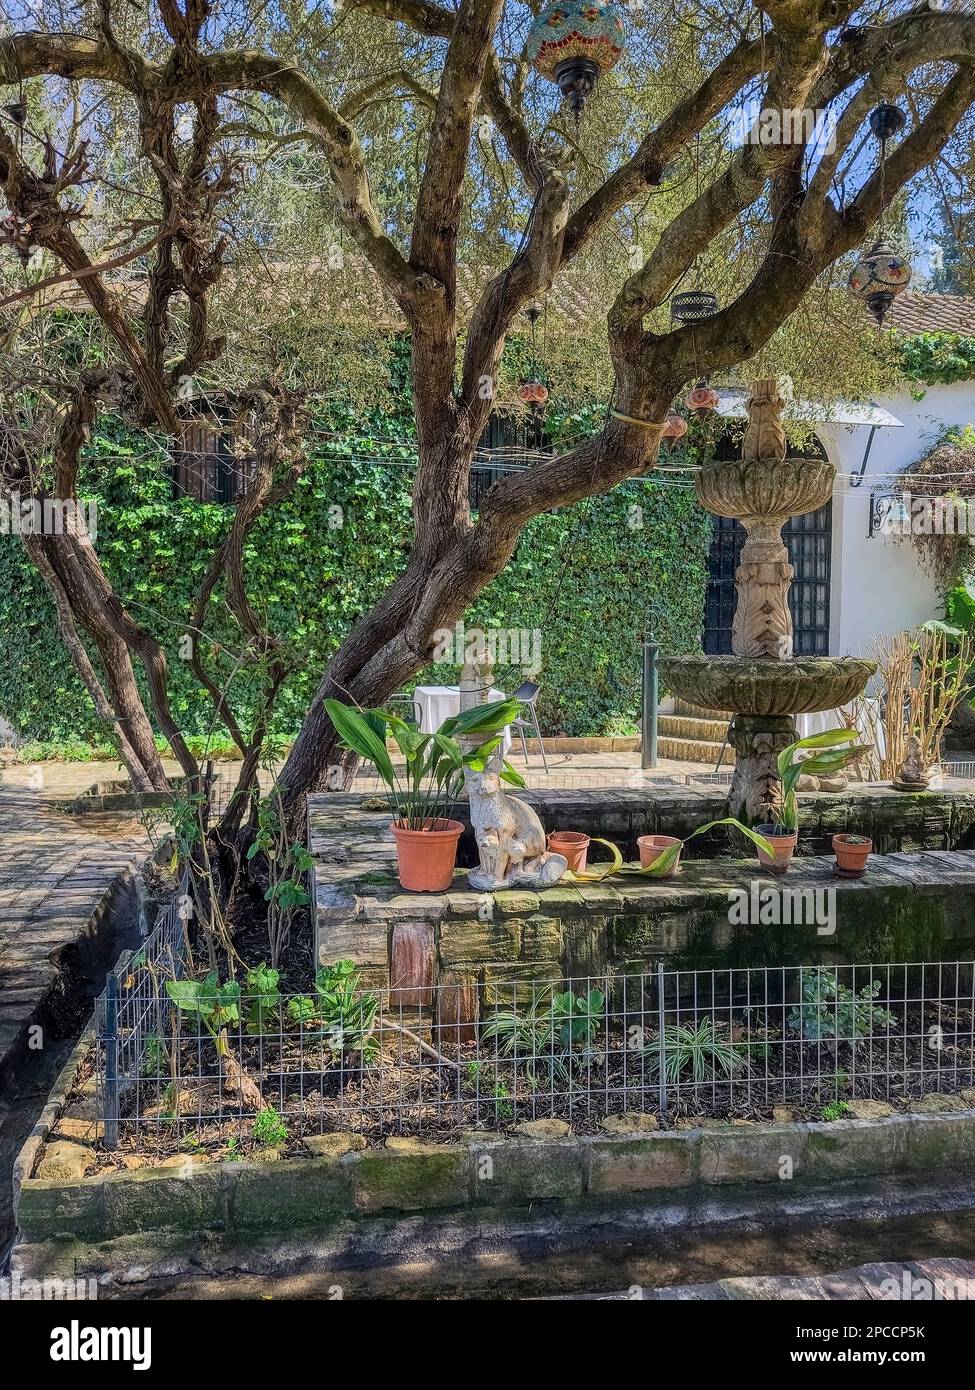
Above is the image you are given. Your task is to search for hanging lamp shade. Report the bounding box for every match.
[686,380,720,415]
[661,411,688,441]
[868,104,906,141]
[848,239,911,327]
[527,3,626,116]
[671,289,719,326]
[518,379,549,406]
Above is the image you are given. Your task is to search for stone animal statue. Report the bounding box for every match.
[893,734,929,791]
[464,762,567,890]
[742,377,788,462]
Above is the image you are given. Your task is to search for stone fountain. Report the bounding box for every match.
[659,378,875,825]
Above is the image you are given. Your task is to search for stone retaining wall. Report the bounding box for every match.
[13,1030,975,1279]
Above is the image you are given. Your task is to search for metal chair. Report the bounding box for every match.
[388,693,423,728]
[510,680,549,772]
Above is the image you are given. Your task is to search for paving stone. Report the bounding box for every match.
[0,790,149,1076]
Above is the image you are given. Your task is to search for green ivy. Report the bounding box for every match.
[899,332,975,387]
[0,407,710,743]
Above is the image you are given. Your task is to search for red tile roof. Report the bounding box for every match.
[887,291,975,336]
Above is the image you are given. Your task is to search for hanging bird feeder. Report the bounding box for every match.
[527,2,626,118]
[848,103,911,328]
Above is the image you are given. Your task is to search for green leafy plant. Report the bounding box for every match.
[480,989,604,1082]
[323,696,526,830]
[819,1100,853,1122]
[243,963,282,1036]
[788,968,897,1042]
[287,959,380,1060]
[246,791,315,967]
[253,1107,288,1147]
[773,730,868,833]
[165,970,242,1057]
[645,1016,743,1084]
[549,989,605,1048]
[141,1034,165,1077]
[899,332,975,387]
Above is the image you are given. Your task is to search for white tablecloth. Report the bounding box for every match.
[414,685,513,754]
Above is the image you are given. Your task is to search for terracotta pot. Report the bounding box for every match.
[547,830,590,873]
[754,824,797,875]
[390,818,464,892]
[637,834,683,877]
[833,833,872,876]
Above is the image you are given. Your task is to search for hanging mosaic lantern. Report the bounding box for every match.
[848,239,911,327]
[518,379,549,407]
[848,104,912,328]
[868,103,906,142]
[686,380,720,415]
[661,411,688,442]
[527,2,626,117]
[671,289,719,327]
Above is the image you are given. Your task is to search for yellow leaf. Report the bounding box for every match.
[566,837,623,882]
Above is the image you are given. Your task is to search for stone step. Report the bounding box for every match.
[658,735,735,766]
[659,713,730,743]
[672,696,732,719]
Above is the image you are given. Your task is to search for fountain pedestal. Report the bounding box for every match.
[658,378,875,825]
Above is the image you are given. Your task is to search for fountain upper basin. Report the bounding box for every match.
[696,458,835,520]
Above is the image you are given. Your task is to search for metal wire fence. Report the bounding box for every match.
[93,956,975,1152]
[95,876,192,1147]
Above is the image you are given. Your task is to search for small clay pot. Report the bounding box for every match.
[833,832,872,877]
[754,823,797,875]
[547,830,590,873]
[636,834,683,877]
[390,818,464,891]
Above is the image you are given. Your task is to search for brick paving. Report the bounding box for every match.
[0,791,150,1076]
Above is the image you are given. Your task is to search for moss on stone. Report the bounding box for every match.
[229,1158,354,1229]
[352,1149,469,1213]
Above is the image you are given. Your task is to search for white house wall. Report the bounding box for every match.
[819,380,975,661]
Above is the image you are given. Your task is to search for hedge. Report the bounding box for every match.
[0,418,711,743]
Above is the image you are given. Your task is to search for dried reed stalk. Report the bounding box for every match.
[871,626,975,779]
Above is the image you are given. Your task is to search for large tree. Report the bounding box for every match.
[3,0,975,833]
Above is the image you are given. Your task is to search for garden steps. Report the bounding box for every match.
[658,731,734,766]
[672,697,731,719]
[657,701,733,765]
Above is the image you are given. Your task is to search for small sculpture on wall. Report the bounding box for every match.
[465,757,567,890]
[892,734,929,792]
[458,646,567,890]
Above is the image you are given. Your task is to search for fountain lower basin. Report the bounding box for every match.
[658,654,876,718]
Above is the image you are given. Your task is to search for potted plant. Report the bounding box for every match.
[324,696,523,892]
[758,729,868,875]
[631,818,775,878]
[832,832,872,878]
[636,834,683,875]
[547,829,590,872]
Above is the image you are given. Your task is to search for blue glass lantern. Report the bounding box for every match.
[527,3,626,116]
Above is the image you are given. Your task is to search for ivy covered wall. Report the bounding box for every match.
[0,414,711,745]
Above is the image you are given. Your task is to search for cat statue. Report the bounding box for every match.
[464,762,567,891]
